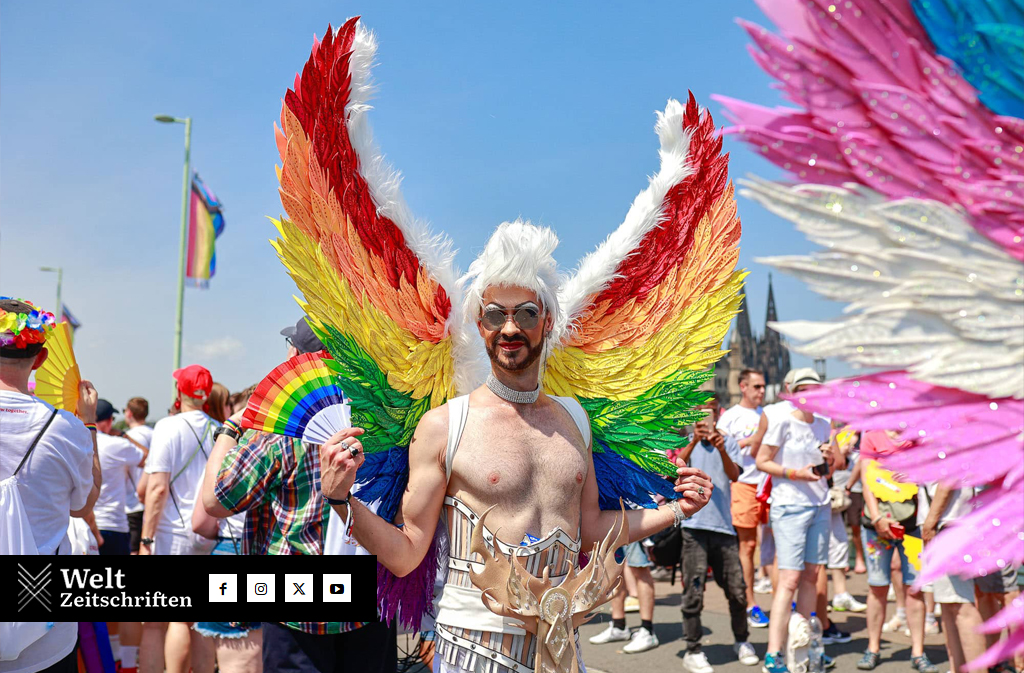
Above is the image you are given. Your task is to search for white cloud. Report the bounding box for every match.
[187,336,246,361]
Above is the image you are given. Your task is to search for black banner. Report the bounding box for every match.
[11,554,379,622]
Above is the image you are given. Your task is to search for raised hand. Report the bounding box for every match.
[674,466,713,516]
[319,427,366,502]
[78,380,98,423]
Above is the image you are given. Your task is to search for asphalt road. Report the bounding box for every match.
[577,571,951,673]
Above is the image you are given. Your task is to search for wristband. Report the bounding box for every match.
[668,499,688,527]
[784,468,794,480]
[325,493,351,507]
[140,537,154,546]
[870,514,883,525]
[214,425,241,442]
[223,419,243,435]
[84,423,97,433]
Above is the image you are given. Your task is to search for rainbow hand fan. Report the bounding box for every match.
[34,322,81,414]
[242,351,350,445]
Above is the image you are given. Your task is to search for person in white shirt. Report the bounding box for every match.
[123,397,152,555]
[717,368,768,628]
[93,399,145,556]
[755,368,836,673]
[138,365,218,673]
[0,297,100,673]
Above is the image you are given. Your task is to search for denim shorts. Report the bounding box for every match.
[862,525,919,587]
[194,622,261,638]
[769,504,830,571]
[624,541,653,568]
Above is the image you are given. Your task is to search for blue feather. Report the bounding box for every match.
[912,0,1024,117]
[593,442,678,510]
[354,447,409,523]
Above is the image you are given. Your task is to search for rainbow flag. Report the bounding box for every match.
[187,172,225,288]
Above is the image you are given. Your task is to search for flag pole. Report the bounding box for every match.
[156,114,192,378]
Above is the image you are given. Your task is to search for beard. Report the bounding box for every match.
[485,332,545,372]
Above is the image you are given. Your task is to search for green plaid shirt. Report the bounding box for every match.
[215,430,365,635]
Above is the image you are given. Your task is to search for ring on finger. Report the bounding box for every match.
[348,445,360,458]
[340,440,351,451]
[698,486,705,496]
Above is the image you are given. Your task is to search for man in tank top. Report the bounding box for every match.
[320,223,714,673]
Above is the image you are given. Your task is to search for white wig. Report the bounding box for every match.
[461,220,563,330]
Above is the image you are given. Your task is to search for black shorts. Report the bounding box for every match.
[128,510,144,553]
[262,621,397,673]
[845,491,865,528]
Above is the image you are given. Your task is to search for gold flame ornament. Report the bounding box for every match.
[469,503,630,673]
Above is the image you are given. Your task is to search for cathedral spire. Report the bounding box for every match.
[765,273,778,324]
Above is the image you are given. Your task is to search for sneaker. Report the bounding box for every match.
[925,615,941,635]
[823,654,837,670]
[857,651,882,670]
[735,642,759,666]
[832,592,868,613]
[622,627,659,653]
[588,623,630,644]
[762,651,789,673]
[683,651,715,673]
[754,576,774,594]
[883,612,908,633]
[651,566,673,581]
[887,585,897,602]
[624,596,640,613]
[912,654,939,673]
[748,605,770,628]
[822,622,852,644]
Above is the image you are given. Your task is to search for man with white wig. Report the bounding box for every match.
[321,221,715,673]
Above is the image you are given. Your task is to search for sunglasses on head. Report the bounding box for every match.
[479,305,541,331]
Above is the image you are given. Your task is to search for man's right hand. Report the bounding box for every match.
[875,517,894,541]
[792,465,820,481]
[78,380,98,424]
[319,427,366,502]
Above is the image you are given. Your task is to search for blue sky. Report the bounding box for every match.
[1,2,851,413]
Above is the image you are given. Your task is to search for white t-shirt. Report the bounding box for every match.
[93,433,144,533]
[145,411,218,536]
[124,425,153,514]
[0,622,78,673]
[717,404,763,485]
[917,483,976,529]
[0,391,94,555]
[762,411,831,507]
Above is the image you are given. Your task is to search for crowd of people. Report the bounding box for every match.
[586,367,1023,673]
[2,289,1020,673]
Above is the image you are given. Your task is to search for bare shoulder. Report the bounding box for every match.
[409,403,450,471]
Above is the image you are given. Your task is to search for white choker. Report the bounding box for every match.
[486,374,540,404]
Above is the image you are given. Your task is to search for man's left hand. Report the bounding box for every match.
[674,466,713,516]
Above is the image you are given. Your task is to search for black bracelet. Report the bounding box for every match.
[325,493,350,506]
[214,426,240,442]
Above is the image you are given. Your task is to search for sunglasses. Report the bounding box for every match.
[480,305,541,331]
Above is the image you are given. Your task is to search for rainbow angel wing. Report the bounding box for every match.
[718,0,1023,666]
[548,94,745,509]
[34,322,81,414]
[271,18,468,628]
[242,352,350,445]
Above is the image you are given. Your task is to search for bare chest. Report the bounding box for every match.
[449,404,588,510]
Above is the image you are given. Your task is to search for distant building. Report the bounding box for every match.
[707,274,792,407]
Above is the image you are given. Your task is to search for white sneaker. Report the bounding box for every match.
[754,577,774,594]
[588,623,630,644]
[882,612,907,633]
[683,651,715,673]
[623,627,659,653]
[735,642,759,666]
[924,615,941,635]
[624,596,640,613]
[832,592,868,613]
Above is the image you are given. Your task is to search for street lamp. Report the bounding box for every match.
[154,114,192,375]
[39,266,63,321]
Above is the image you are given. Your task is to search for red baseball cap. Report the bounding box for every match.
[172,365,213,401]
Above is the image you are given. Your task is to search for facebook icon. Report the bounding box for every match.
[209,574,237,603]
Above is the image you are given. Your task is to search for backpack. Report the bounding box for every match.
[0,408,59,661]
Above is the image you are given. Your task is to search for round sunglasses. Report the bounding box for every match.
[479,306,541,331]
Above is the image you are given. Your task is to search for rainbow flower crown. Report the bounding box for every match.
[0,298,57,349]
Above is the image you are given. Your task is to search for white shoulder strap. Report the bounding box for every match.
[445,396,471,482]
[552,396,592,448]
